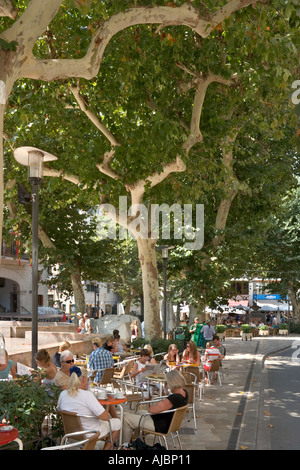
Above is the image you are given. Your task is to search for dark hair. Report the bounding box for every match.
[35,349,51,364]
[213,335,219,341]
[140,349,150,357]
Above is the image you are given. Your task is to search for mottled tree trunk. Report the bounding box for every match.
[137,237,161,339]
[71,268,85,314]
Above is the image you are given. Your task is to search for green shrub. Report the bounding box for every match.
[241,324,252,333]
[259,325,269,330]
[0,375,63,449]
[215,325,226,333]
[290,322,300,334]
[132,337,183,355]
[278,323,288,330]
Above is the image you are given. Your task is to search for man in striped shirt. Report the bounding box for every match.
[202,341,222,373]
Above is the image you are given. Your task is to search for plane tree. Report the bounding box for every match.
[1,0,299,338]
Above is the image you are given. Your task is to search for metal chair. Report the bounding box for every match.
[183,366,205,400]
[138,404,188,450]
[95,367,115,391]
[206,359,222,386]
[59,410,113,447]
[114,379,145,410]
[181,372,198,429]
[113,365,127,381]
[123,359,135,381]
[41,431,100,450]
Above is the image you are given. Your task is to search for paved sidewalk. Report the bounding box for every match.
[177,335,298,451]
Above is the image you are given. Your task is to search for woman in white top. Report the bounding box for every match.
[130,349,151,386]
[57,366,121,450]
[33,349,57,395]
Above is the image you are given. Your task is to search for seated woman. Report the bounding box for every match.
[113,330,127,352]
[113,333,125,354]
[182,340,201,364]
[0,350,16,379]
[54,349,76,390]
[33,349,57,394]
[57,366,121,450]
[52,341,71,368]
[123,369,188,443]
[164,344,180,368]
[144,344,157,364]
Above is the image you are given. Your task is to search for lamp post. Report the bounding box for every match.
[14,146,57,368]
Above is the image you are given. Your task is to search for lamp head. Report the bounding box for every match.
[14,146,57,180]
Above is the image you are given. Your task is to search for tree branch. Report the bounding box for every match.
[69,83,120,148]
[0,0,18,19]
[15,2,258,81]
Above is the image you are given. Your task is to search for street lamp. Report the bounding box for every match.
[14,146,57,367]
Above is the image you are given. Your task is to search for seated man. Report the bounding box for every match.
[88,341,114,383]
[130,349,151,386]
[212,335,226,360]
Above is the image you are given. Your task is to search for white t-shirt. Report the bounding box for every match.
[134,360,147,386]
[57,389,120,437]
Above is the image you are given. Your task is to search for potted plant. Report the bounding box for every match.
[215,325,226,340]
[0,374,62,449]
[259,325,269,336]
[241,324,253,341]
[278,323,289,336]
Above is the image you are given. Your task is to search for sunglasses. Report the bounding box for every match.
[63,359,75,364]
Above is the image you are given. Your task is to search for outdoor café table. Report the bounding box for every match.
[74,360,88,367]
[0,424,23,450]
[128,349,144,355]
[145,373,167,397]
[178,362,204,376]
[181,362,200,369]
[98,395,127,445]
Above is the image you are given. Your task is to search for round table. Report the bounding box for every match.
[0,424,23,450]
[98,396,127,406]
[98,396,127,445]
[181,363,200,368]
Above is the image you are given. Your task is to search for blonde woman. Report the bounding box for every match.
[123,369,188,443]
[33,349,57,394]
[57,366,121,450]
[182,340,200,364]
[130,320,139,342]
[164,344,180,367]
[144,344,157,364]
